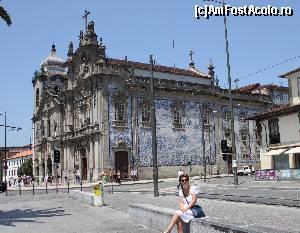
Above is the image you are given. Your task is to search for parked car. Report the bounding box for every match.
[237,166,252,176]
[0,182,7,192]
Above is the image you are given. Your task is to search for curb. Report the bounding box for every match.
[198,192,300,208]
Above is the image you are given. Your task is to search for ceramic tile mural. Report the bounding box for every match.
[137,99,216,167]
[108,83,133,167]
[108,82,261,168]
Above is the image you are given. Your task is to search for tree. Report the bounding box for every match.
[0,2,12,27]
[17,158,33,176]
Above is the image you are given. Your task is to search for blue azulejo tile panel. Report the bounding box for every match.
[137,100,213,167]
[108,83,133,167]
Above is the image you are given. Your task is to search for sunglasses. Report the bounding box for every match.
[180,179,188,183]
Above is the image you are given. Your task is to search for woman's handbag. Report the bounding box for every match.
[191,205,205,218]
[183,194,205,218]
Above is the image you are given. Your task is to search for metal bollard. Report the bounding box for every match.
[19,182,21,195]
[46,182,48,194]
[67,181,69,194]
[33,183,35,196]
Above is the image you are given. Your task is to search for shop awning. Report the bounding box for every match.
[285,147,300,154]
[263,148,287,156]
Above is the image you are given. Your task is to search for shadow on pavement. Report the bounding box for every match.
[0,207,70,227]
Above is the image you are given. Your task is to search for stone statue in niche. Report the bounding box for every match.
[68,41,73,56]
[79,30,83,40]
[87,21,95,33]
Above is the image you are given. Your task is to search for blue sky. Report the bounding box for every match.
[0,0,299,146]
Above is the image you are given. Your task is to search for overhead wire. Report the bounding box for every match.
[238,55,300,81]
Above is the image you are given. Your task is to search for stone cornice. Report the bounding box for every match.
[125,76,270,104]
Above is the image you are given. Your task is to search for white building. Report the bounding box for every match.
[7,150,32,180]
[249,67,300,180]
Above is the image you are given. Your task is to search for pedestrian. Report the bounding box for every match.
[130,168,134,181]
[64,172,68,183]
[163,174,201,233]
[178,169,184,178]
[116,170,121,184]
[133,168,138,181]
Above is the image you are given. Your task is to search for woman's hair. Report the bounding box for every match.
[179,173,189,183]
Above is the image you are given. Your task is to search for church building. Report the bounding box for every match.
[32,18,269,181]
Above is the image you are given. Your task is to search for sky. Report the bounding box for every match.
[0,0,299,146]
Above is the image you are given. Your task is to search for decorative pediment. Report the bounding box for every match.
[112,92,127,103]
[112,141,131,152]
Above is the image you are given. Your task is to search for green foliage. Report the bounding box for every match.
[17,158,33,176]
[0,5,12,27]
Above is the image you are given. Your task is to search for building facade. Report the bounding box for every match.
[7,150,32,180]
[249,67,300,180]
[32,20,269,181]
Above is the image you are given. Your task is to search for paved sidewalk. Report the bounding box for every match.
[104,192,300,233]
[0,193,158,233]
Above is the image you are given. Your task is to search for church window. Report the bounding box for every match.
[172,102,185,129]
[141,104,150,122]
[47,119,51,137]
[241,130,248,146]
[203,110,210,125]
[41,121,45,138]
[224,112,231,122]
[239,113,247,124]
[36,88,40,107]
[115,102,125,121]
[112,92,127,127]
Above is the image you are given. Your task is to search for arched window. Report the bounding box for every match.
[47,119,51,137]
[172,101,185,129]
[36,88,40,107]
[112,92,127,127]
[141,103,150,122]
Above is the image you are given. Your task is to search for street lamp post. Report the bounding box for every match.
[203,0,238,185]
[150,55,159,197]
[201,106,206,182]
[0,112,22,192]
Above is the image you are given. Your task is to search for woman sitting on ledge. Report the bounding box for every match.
[163,174,199,233]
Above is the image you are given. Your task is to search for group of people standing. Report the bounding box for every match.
[99,167,138,184]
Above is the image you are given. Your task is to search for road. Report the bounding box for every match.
[2,176,300,232]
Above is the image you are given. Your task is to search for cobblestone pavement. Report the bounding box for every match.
[0,193,158,233]
[103,192,300,233]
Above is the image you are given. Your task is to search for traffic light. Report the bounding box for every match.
[54,150,60,163]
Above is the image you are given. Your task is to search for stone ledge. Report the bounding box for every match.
[129,204,291,233]
[69,190,104,207]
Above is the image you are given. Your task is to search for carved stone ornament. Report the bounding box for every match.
[68,41,74,56]
[112,92,127,104]
[87,21,95,33]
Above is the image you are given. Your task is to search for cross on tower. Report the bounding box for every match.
[189,50,194,63]
[82,10,90,34]
[189,50,195,68]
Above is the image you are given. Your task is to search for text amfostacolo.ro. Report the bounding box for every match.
[195,4,294,19]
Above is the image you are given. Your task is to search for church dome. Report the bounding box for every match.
[40,45,65,74]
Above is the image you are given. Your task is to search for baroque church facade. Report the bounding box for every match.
[32,20,269,180]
